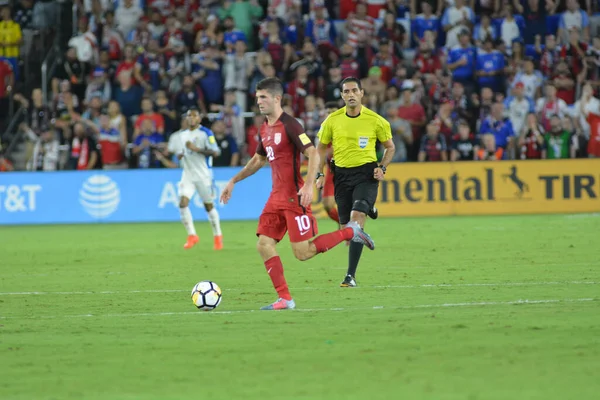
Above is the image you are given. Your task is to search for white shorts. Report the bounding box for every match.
[178,179,214,204]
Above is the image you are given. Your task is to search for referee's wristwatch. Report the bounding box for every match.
[316,172,325,179]
[378,165,387,174]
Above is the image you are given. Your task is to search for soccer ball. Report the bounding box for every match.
[191,281,222,311]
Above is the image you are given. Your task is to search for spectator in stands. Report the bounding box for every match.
[223,39,250,112]
[441,0,474,49]
[537,34,560,77]
[585,37,600,84]
[13,0,35,30]
[0,149,13,171]
[544,114,576,159]
[361,66,387,104]
[286,63,317,116]
[478,133,504,160]
[473,14,495,46]
[132,119,165,168]
[369,38,400,83]
[505,82,535,137]
[0,6,22,80]
[84,67,112,105]
[135,39,164,93]
[479,102,515,154]
[223,16,247,54]
[300,95,326,140]
[476,36,505,94]
[113,71,143,119]
[451,119,477,161]
[148,8,166,40]
[499,5,522,50]
[346,2,376,48]
[27,128,59,171]
[174,75,206,115]
[324,65,343,106]
[68,122,100,170]
[398,80,426,159]
[154,90,177,137]
[385,103,412,162]
[135,98,165,137]
[89,114,127,169]
[560,28,588,83]
[0,57,13,120]
[552,59,576,105]
[291,42,325,94]
[418,120,448,162]
[536,82,569,131]
[572,83,600,142]
[53,47,90,101]
[116,44,141,86]
[557,0,590,44]
[115,0,143,39]
[218,0,263,50]
[211,119,240,167]
[305,3,337,61]
[411,2,438,44]
[378,11,407,54]
[518,112,545,160]
[128,16,152,51]
[245,112,263,162]
[512,57,543,100]
[447,30,476,94]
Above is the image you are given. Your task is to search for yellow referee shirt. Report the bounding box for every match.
[318,106,392,168]
[0,21,22,58]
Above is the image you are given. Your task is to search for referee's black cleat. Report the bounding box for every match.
[340,275,357,287]
[368,206,378,220]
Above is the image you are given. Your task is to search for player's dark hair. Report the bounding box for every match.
[340,77,362,91]
[256,77,284,97]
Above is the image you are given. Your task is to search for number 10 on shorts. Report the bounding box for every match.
[295,215,311,233]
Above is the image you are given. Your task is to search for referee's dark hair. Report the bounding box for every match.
[340,77,362,91]
[256,77,284,97]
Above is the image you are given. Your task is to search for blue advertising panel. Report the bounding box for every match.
[0,168,273,225]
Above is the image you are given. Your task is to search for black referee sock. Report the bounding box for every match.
[347,241,364,278]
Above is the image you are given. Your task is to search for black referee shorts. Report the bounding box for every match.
[333,161,379,225]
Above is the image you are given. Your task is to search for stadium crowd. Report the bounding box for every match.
[1,0,600,172]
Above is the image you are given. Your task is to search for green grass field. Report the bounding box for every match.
[1,215,599,400]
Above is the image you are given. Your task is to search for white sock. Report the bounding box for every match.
[179,207,197,236]
[207,208,222,237]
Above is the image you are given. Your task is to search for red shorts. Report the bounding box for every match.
[257,202,318,243]
[588,137,600,157]
[322,167,335,198]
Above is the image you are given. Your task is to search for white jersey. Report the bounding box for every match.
[178,126,221,182]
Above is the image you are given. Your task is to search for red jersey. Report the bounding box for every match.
[587,112,600,157]
[0,60,13,97]
[256,113,313,209]
[520,129,544,160]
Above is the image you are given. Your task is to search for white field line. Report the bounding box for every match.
[0,281,597,296]
[0,298,595,319]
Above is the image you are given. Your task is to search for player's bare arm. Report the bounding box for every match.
[298,146,320,208]
[374,139,395,181]
[316,142,329,190]
[220,153,267,204]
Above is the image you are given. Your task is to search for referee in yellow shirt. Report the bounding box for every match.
[316,77,395,287]
[0,6,22,80]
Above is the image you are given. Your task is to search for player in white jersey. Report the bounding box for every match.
[176,109,224,250]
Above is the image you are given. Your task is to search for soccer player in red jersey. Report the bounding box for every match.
[220,78,375,310]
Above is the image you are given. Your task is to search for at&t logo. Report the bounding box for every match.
[79,175,120,219]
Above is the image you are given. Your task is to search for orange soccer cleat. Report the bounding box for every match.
[213,235,223,250]
[183,235,199,249]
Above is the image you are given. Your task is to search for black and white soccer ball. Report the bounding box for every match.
[191,281,222,311]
